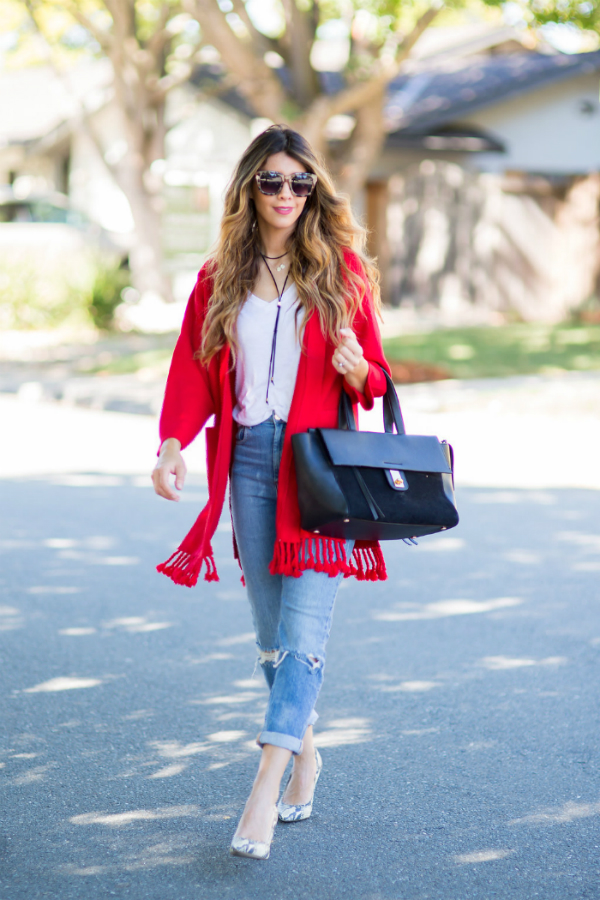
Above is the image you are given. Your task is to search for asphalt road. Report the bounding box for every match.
[1,471,599,900]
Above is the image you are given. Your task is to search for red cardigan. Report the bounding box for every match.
[157,249,391,587]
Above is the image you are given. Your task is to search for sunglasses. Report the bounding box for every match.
[255,170,317,198]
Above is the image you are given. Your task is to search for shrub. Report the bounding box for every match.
[88,262,131,330]
[0,252,131,331]
[0,253,86,329]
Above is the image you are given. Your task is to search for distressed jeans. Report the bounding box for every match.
[230,415,352,755]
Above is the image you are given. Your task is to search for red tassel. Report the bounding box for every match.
[349,545,388,582]
[350,547,364,580]
[270,537,378,580]
[365,548,375,581]
[330,539,338,576]
[374,545,388,580]
[312,541,320,573]
[347,545,386,582]
[329,539,338,576]
[160,536,386,588]
[268,541,282,577]
[157,548,219,587]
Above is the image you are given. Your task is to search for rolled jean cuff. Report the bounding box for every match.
[258,729,303,756]
[307,709,318,727]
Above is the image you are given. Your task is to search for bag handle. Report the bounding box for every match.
[338,367,406,435]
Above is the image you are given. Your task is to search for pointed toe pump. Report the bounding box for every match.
[229,806,278,860]
[277,748,322,823]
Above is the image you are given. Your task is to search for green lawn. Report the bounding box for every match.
[76,322,600,382]
[83,347,173,376]
[382,323,600,380]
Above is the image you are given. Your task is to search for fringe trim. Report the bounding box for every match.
[269,539,387,582]
[347,545,388,582]
[156,547,219,587]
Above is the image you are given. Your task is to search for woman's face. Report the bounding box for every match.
[251,151,309,235]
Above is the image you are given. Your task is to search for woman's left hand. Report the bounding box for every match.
[332,327,369,392]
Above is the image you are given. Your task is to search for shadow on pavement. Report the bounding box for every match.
[1,477,599,899]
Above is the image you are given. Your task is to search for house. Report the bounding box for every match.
[0,62,253,303]
[0,61,131,232]
[367,44,600,322]
[3,23,599,322]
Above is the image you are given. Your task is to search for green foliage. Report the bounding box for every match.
[0,253,88,329]
[1,0,101,69]
[89,263,131,330]
[3,1,201,72]
[500,0,600,35]
[80,346,173,375]
[0,252,131,331]
[383,323,600,380]
[574,294,600,321]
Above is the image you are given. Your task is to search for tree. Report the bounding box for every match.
[184,0,443,197]
[12,0,449,299]
[9,1,595,301]
[16,0,209,300]
[485,0,600,40]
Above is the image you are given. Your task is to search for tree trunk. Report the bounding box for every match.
[333,86,387,199]
[111,152,171,302]
[103,81,172,301]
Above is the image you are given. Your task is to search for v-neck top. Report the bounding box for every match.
[233,283,304,426]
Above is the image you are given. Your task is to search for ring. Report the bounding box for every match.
[339,361,344,369]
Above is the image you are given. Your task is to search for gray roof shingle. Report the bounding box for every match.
[385,50,600,135]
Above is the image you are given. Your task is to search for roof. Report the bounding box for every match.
[406,23,547,65]
[386,125,505,153]
[0,62,112,145]
[189,65,256,120]
[385,49,600,135]
[4,43,599,158]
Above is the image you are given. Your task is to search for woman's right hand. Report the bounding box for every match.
[152,438,186,501]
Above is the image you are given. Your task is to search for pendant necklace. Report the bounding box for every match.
[260,253,290,405]
[262,251,288,273]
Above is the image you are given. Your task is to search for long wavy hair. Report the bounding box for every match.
[197,125,380,363]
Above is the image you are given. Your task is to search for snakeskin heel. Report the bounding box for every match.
[277,748,322,823]
[230,805,278,860]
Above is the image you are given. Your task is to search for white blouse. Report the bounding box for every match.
[233,283,304,426]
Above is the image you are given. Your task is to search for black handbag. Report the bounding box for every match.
[292,370,459,542]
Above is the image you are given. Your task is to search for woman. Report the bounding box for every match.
[152,125,390,860]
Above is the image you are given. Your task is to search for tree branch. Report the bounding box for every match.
[150,52,207,97]
[336,85,387,197]
[229,0,278,56]
[280,0,319,107]
[183,0,288,121]
[28,0,114,53]
[300,3,441,131]
[20,1,115,169]
[102,0,134,42]
[155,63,238,100]
[145,2,179,58]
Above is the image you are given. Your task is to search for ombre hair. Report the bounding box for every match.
[198,124,380,362]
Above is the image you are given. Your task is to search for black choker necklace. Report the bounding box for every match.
[262,251,288,260]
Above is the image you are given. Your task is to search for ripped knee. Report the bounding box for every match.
[257,647,279,666]
[305,653,324,672]
[273,649,324,672]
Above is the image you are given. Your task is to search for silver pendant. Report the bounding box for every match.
[275,263,286,272]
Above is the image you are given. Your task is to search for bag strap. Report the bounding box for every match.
[381,370,406,435]
[338,367,406,435]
